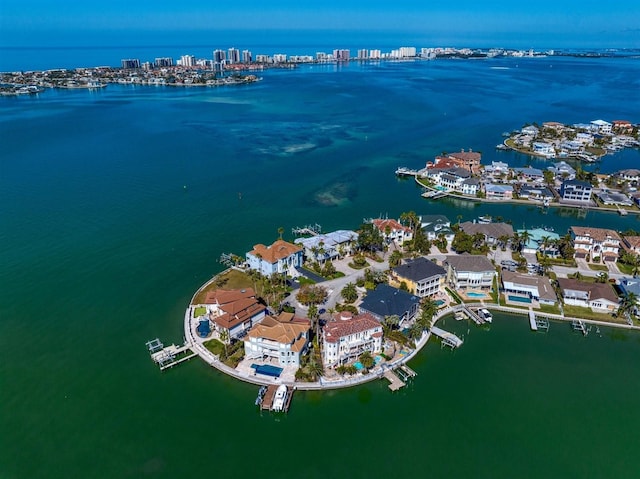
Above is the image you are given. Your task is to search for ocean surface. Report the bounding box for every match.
[1,50,640,478]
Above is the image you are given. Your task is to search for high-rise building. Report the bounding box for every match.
[316,52,327,62]
[333,49,350,62]
[213,49,226,72]
[273,54,287,63]
[121,59,141,69]
[228,48,240,64]
[255,54,271,64]
[242,50,252,63]
[179,55,196,67]
[357,49,369,60]
[399,46,416,58]
[154,57,173,68]
[369,50,381,60]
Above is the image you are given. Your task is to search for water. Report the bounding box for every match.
[1,52,640,478]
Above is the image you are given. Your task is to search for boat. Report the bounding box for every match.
[496,143,508,150]
[271,384,288,412]
[478,215,492,224]
[255,385,267,406]
[478,308,493,323]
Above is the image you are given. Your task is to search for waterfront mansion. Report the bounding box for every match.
[322,312,383,367]
[246,239,303,276]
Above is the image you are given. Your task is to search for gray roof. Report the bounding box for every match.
[501,270,557,302]
[359,284,420,318]
[445,254,495,272]
[460,222,514,239]
[420,215,450,226]
[393,257,446,282]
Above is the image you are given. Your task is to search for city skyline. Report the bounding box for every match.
[1,1,639,49]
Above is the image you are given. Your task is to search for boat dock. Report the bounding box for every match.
[571,320,589,336]
[384,370,406,391]
[421,189,448,200]
[146,338,196,371]
[260,384,294,412]
[528,311,550,331]
[430,326,464,349]
[467,308,486,325]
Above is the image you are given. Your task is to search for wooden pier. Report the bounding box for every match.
[529,311,550,332]
[430,326,464,348]
[384,370,406,391]
[146,338,196,371]
[571,320,589,336]
[260,384,294,412]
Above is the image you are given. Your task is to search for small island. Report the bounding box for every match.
[148,210,640,407]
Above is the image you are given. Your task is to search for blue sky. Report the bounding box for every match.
[1,0,639,48]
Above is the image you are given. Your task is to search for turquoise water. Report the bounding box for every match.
[509,295,533,303]
[354,361,364,370]
[467,292,489,298]
[1,53,640,478]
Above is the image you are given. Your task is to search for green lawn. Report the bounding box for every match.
[587,264,609,272]
[193,306,207,317]
[562,304,625,323]
[539,304,561,315]
[203,338,225,356]
[192,269,254,304]
[617,262,634,275]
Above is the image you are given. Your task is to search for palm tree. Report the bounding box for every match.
[278,226,284,240]
[618,291,638,319]
[519,230,531,251]
[389,250,403,269]
[341,282,358,303]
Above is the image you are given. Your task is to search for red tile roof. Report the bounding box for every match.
[372,218,410,233]
[203,288,256,305]
[248,240,302,264]
[323,312,382,343]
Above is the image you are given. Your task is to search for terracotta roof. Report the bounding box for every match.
[449,150,481,162]
[623,236,640,250]
[245,318,308,345]
[214,298,266,330]
[248,240,302,264]
[203,288,255,305]
[323,312,382,344]
[372,218,410,233]
[557,278,619,303]
[570,226,621,243]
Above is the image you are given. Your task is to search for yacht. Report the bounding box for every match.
[272,384,288,412]
[478,308,493,323]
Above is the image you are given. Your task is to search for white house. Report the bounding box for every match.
[294,230,358,262]
[372,218,413,245]
[590,119,612,135]
[322,312,383,367]
[557,278,619,313]
[532,141,555,158]
[246,240,303,276]
[243,312,310,366]
[444,254,496,291]
[570,226,621,262]
[501,270,557,305]
[200,288,267,340]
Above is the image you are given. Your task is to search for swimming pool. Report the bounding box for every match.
[467,292,487,298]
[435,299,445,306]
[508,295,532,303]
[354,362,364,370]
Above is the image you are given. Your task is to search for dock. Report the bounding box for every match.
[529,311,550,332]
[260,384,294,412]
[466,308,486,325]
[571,320,589,336]
[421,189,448,200]
[384,370,406,391]
[146,338,196,371]
[430,326,464,349]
